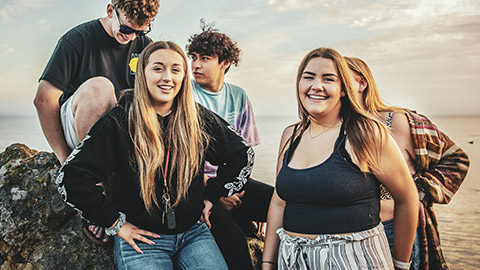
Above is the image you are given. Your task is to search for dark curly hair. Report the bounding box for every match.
[186,21,241,73]
[112,0,160,26]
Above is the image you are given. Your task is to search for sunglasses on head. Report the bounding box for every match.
[113,8,151,36]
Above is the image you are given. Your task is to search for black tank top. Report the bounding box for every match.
[276,125,380,234]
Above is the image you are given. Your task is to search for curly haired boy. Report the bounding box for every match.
[34,0,159,246]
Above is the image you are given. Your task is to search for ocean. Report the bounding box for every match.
[1,114,479,268]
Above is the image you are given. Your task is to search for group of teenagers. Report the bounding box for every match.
[33,0,470,269]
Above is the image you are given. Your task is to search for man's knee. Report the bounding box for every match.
[72,77,116,113]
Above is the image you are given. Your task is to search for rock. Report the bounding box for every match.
[0,144,114,270]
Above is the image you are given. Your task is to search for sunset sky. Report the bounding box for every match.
[1,0,479,116]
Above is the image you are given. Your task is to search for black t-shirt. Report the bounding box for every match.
[39,19,152,105]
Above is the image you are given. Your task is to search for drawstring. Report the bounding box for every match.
[281,240,309,269]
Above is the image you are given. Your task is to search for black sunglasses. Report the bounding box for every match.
[113,9,151,36]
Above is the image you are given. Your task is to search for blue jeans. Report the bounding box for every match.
[383,219,420,270]
[114,223,228,270]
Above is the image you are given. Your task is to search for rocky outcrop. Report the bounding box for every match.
[0,144,114,270]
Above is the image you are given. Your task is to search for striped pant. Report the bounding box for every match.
[277,223,393,270]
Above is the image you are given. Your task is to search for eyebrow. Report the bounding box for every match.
[302,71,338,77]
[152,62,184,67]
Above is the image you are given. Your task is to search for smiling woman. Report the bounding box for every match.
[54,41,255,270]
[262,47,419,270]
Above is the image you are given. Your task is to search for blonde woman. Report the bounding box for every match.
[55,41,254,269]
[262,48,418,270]
[345,56,470,270]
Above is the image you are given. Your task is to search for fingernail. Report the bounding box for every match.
[156,234,161,238]
[140,251,144,254]
[150,241,155,245]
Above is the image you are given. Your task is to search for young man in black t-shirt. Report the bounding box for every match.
[34,0,159,246]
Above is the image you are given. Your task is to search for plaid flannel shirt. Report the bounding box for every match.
[405,110,470,270]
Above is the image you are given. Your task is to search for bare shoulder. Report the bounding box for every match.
[281,124,296,139]
[278,124,298,155]
[390,111,411,140]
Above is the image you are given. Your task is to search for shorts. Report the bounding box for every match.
[60,95,79,150]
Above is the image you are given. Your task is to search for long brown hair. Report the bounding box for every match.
[128,41,208,212]
[345,57,406,117]
[294,48,389,174]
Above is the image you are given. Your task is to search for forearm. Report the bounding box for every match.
[205,145,253,202]
[392,199,418,262]
[263,193,285,266]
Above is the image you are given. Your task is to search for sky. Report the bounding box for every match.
[0,0,479,117]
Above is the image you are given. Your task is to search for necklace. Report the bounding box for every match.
[160,138,176,229]
[307,118,342,139]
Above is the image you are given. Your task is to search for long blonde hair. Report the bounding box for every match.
[128,41,208,212]
[295,48,389,174]
[345,57,406,117]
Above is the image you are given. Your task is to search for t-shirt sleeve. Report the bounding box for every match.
[236,99,261,146]
[39,34,80,92]
[55,113,120,228]
[202,108,254,203]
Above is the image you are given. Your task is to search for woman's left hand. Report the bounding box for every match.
[200,199,213,229]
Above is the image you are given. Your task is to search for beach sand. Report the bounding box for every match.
[427,117,480,269]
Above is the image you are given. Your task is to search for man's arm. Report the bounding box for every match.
[34,80,71,163]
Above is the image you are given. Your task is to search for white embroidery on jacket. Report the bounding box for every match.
[55,135,91,221]
[223,126,255,196]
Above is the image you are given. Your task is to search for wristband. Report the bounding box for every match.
[393,258,411,269]
[262,261,277,266]
[105,212,126,236]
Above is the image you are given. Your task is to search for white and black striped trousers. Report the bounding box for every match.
[277,223,394,270]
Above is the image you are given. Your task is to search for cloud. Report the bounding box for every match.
[38,18,51,30]
[2,47,14,54]
[267,0,332,12]
[318,1,480,115]
[259,0,480,115]
[0,0,51,23]
[227,27,303,115]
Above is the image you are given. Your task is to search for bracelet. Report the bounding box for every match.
[105,212,126,236]
[262,261,277,266]
[393,258,411,269]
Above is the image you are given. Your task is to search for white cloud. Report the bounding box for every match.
[38,18,51,30]
[2,47,14,54]
[267,0,332,12]
[0,0,51,23]
[227,28,302,115]
[260,0,480,115]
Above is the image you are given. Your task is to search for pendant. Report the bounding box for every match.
[162,193,176,229]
